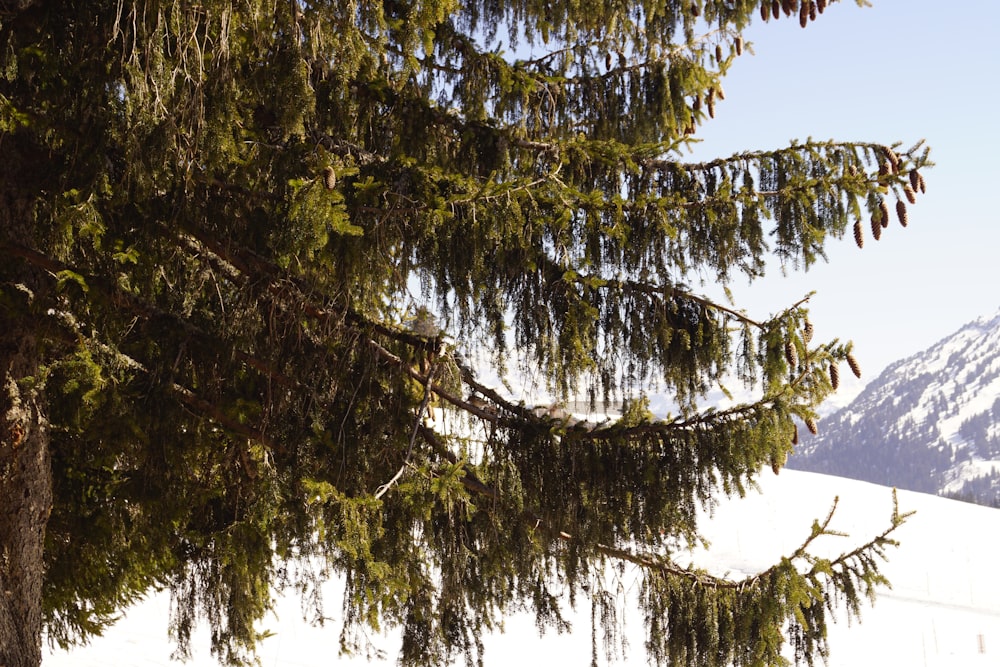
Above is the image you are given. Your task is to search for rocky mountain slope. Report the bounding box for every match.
[788,309,1000,507]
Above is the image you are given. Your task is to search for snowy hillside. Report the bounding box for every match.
[45,470,1000,666]
[790,308,1000,506]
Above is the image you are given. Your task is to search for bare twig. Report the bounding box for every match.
[374,360,439,500]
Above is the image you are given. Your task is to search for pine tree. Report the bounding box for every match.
[1,1,925,665]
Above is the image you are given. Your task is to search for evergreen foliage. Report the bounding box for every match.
[0,1,926,665]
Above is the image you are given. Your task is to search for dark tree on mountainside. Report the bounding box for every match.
[1,1,925,666]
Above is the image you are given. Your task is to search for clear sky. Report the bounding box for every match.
[683,0,1000,385]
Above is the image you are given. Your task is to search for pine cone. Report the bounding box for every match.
[829,361,840,390]
[879,198,890,228]
[322,166,336,190]
[799,1,809,27]
[792,423,799,445]
[809,0,817,20]
[909,169,920,191]
[772,0,781,20]
[853,220,864,248]
[904,184,917,204]
[716,44,723,63]
[785,340,798,369]
[735,36,743,55]
[803,320,814,344]
[761,2,770,21]
[805,416,819,435]
[917,171,927,193]
[886,148,900,173]
[871,213,882,241]
[896,199,908,227]
[817,0,827,12]
[846,353,862,378]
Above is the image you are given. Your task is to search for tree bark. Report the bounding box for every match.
[0,327,50,667]
[0,132,52,666]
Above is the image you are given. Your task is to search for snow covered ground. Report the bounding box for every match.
[45,470,1000,666]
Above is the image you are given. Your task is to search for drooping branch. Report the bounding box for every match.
[589,276,766,329]
[416,418,909,598]
[3,235,818,460]
[167,382,278,451]
[1,240,301,391]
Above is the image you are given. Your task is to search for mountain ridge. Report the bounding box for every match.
[788,307,1000,506]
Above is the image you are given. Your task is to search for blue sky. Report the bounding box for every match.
[684,0,1000,382]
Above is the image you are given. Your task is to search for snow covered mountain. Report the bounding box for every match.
[788,308,1000,506]
[45,470,1000,666]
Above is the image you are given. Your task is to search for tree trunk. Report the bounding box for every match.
[0,328,50,667]
[0,133,52,666]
